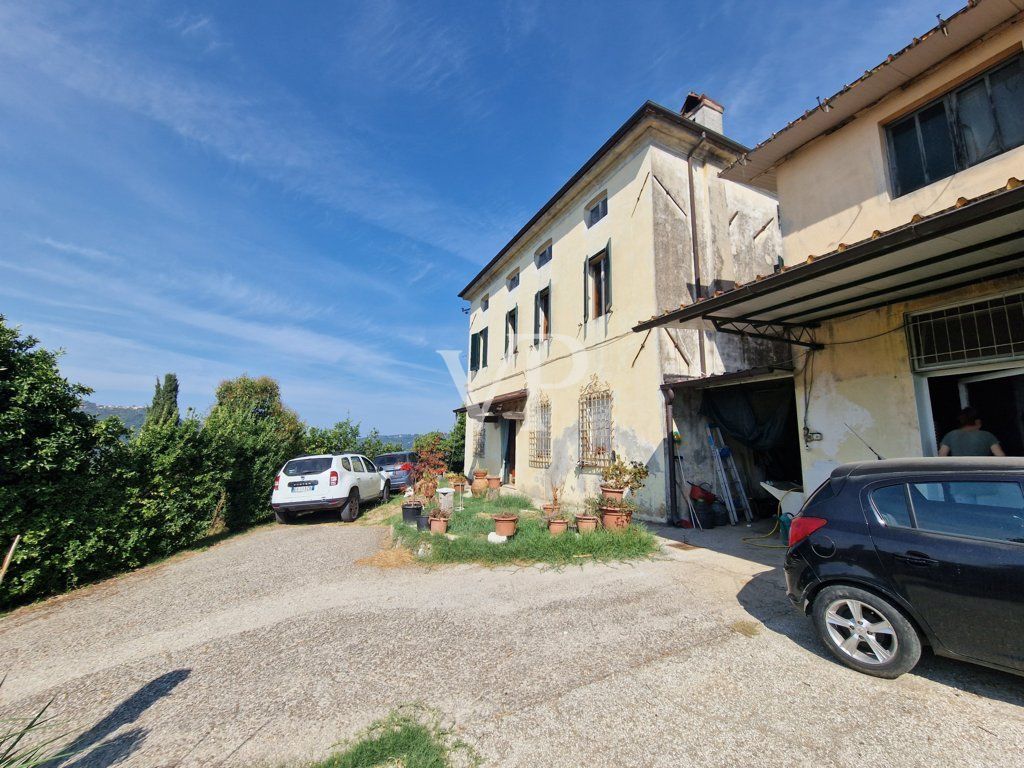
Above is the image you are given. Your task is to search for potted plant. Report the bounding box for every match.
[429,506,452,534]
[546,507,571,536]
[600,458,650,501]
[493,513,518,537]
[486,475,501,490]
[595,495,637,531]
[576,499,600,534]
[471,469,488,494]
[445,472,468,493]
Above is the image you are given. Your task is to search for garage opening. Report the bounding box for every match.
[670,373,802,521]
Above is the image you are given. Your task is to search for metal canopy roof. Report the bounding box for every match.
[454,388,528,418]
[633,182,1024,343]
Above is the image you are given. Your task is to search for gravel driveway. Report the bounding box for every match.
[0,517,1021,767]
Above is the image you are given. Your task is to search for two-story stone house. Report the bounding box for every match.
[457,96,782,516]
[639,0,1024,504]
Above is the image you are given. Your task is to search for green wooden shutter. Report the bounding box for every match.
[604,239,612,313]
[481,328,488,367]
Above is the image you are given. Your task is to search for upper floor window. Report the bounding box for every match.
[886,55,1024,197]
[504,306,518,356]
[534,286,551,344]
[507,270,520,291]
[588,250,611,319]
[470,328,488,372]
[535,242,552,268]
[586,195,608,227]
[481,293,489,311]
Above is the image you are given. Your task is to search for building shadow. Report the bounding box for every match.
[652,518,788,570]
[47,668,190,768]
[736,568,1024,706]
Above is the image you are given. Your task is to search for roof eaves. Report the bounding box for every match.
[457,102,750,300]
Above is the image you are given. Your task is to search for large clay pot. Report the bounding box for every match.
[471,471,488,495]
[486,475,501,490]
[429,517,449,534]
[575,514,599,533]
[600,485,625,502]
[547,518,568,536]
[600,507,632,531]
[541,503,554,515]
[493,515,518,537]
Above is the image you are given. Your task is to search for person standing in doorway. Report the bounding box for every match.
[938,406,1006,457]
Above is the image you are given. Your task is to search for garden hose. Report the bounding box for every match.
[741,491,793,549]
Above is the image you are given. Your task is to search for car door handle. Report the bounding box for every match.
[895,551,939,567]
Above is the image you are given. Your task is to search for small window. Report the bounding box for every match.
[507,270,520,291]
[586,196,608,227]
[886,55,1024,196]
[589,251,610,319]
[909,481,1024,543]
[906,292,1024,371]
[535,243,552,268]
[470,328,488,371]
[534,287,551,344]
[870,484,912,527]
[481,294,489,311]
[505,307,518,356]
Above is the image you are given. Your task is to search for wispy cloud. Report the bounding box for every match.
[35,236,122,264]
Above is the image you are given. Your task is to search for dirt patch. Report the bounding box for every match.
[668,542,700,551]
[729,619,762,638]
[356,545,416,569]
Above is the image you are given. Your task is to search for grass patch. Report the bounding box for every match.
[309,706,478,768]
[391,493,659,566]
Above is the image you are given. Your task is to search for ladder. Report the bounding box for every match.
[706,424,753,525]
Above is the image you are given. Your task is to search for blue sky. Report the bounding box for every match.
[0,0,964,433]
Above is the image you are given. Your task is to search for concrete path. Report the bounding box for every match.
[0,517,1021,767]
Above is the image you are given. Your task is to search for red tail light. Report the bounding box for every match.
[274,475,280,491]
[399,463,413,471]
[329,470,339,486]
[789,516,827,547]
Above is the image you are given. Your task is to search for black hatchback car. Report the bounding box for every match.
[785,458,1024,679]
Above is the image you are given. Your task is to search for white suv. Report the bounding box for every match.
[271,454,389,523]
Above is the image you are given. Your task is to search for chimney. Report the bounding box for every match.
[681,92,724,135]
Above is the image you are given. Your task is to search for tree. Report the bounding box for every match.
[145,372,180,427]
[440,413,465,473]
[304,418,400,459]
[205,375,304,530]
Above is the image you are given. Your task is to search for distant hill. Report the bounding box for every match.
[379,433,419,450]
[81,401,148,433]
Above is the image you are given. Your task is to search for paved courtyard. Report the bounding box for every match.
[0,517,1021,767]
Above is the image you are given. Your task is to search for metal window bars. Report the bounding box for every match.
[906,292,1024,371]
[579,375,613,468]
[529,394,551,468]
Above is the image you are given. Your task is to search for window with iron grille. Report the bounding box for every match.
[473,423,486,457]
[529,394,551,468]
[906,292,1024,371]
[579,375,613,468]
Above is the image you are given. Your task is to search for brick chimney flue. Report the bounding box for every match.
[681,92,724,135]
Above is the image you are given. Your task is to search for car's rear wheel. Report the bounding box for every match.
[812,585,921,679]
[380,482,390,504]
[341,488,360,522]
[274,508,293,524]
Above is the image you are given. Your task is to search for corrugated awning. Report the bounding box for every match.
[454,388,528,418]
[634,181,1024,344]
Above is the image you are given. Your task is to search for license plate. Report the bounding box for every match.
[291,483,316,493]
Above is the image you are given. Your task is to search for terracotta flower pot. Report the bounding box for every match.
[547,518,568,536]
[575,514,599,533]
[600,485,625,502]
[451,481,467,493]
[471,471,488,494]
[541,503,554,515]
[600,507,632,531]
[493,515,518,537]
[473,470,488,478]
[487,475,501,490]
[429,517,449,534]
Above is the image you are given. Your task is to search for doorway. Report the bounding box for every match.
[502,419,517,485]
[926,367,1024,455]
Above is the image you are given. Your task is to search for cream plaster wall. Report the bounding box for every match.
[776,21,1024,264]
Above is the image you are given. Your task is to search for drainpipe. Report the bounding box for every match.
[663,385,678,525]
[687,132,708,376]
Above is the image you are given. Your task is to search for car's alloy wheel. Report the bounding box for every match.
[341,489,360,522]
[381,482,390,504]
[824,599,897,665]
[812,585,921,679]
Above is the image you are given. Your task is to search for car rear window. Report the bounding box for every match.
[870,485,913,527]
[283,457,332,476]
[374,453,402,466]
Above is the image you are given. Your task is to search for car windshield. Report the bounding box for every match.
[283,457,332,476]
[374,453,404,466]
